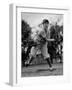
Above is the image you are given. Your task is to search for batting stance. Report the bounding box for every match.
[25,19,54,70]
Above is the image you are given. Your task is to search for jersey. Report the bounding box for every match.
[35,27,50,59]
[39,29,50,59]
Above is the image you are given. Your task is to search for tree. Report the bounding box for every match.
[21,20,32,47]
[21,20,32,67]
[48,24,63,63]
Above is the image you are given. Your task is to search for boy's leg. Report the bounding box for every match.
[45,57,52,67]
[45,56,54,71]
[29,56,34,64]
[25,56,34,67]
[25,47,37,67]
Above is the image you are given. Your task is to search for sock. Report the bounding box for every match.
[46,58,52,67]
[29,57,34,64]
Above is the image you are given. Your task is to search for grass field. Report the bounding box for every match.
[21,63,63,77]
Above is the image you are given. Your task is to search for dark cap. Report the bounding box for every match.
[42,19,49,24]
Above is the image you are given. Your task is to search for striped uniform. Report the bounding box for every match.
[38,29,50,59]
[30,27,50,60]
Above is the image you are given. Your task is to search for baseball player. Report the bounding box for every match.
[26,19,54,70]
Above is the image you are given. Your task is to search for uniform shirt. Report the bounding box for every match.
[30,27,50,59]
[39,28,50,59]
[30,25,50,59]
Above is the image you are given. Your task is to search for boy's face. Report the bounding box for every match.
[43,23,49,30]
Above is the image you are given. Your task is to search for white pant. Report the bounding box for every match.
[30,42,50,59]
[41,42,50,59]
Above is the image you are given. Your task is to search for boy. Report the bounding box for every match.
[26,19,54,70]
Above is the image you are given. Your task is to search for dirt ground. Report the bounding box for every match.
[21,63,63,77]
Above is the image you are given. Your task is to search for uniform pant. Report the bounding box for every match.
[29,42,52,67]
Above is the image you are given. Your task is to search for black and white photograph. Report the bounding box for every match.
[21,12,63,77]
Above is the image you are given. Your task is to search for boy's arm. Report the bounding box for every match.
[39,33,46,42]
